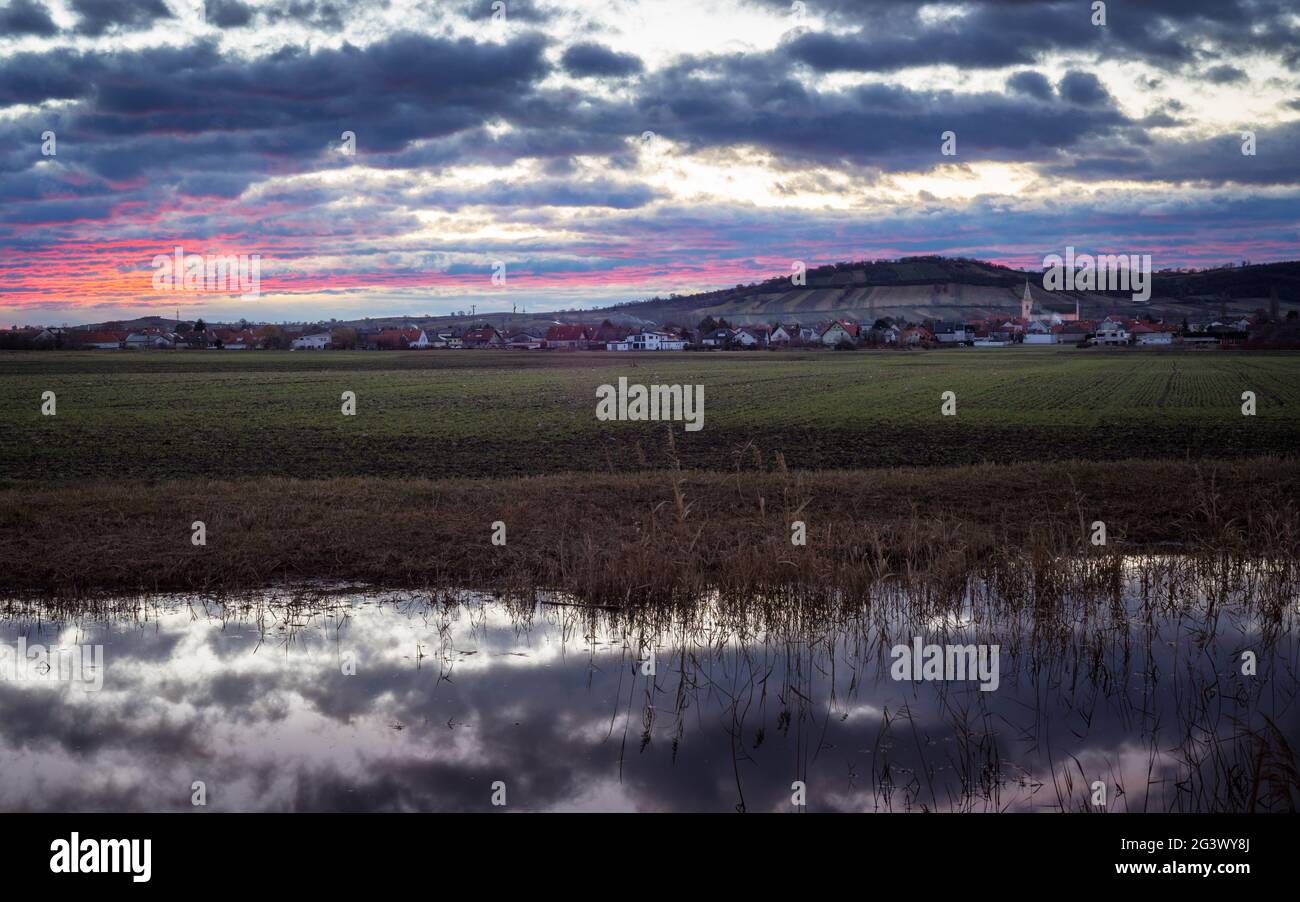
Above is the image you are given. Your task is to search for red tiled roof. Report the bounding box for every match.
[370,329,411,348]
[590,324,630,341]
[821,320,859,337]
[545,324,590,341]
[75,331,128,344]
[215,329,258,342]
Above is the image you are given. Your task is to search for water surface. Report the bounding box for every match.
[1,557,1296,812]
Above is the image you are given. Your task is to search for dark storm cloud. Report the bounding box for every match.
[0,0,57,35]
[1007,70,1054,100]
[772,0,1299,74]
[70,0,174,36]
[562,42,645,77]
[206,0,255,27]
[0,48,96,106]
[0,31,551,170]
[1058,70,1110,106]
[1041,120,1300,187]
[784,23,1037,73]
[263,0,358,30]
[1204,64,1249,84]
[0,28,574,240]
[0,0,1289,194]
[624,53,1130,170]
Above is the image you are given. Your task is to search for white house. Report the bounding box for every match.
[420,330,462,348]
[607,330,688,351]
[1023,321,1057,344]
[1094,321,1130,345]
[125,332,174,349]
[819,321,856,346]
[769,324,797,344]
[933,322,971,345]
[291,333,331,350]
[1132,324,1174,346]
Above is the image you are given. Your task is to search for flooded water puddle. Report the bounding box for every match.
[1,556,1297,812]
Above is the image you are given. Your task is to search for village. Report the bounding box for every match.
[5,284,1297,352]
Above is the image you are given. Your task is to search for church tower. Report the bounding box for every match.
[1021,281,1034,320]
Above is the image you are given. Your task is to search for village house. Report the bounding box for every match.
[606,329,689,351]
[29,327,65,348]
[414,327,463,349]
[1132,323,1175,346]
[292,332,332,350]
[1023,321,1056,344]
[586,323,629,348]
[899,325,934,347]
[178,330,215,349]
[971,320,1011,346]
[544,324,590,350]
[463,325,505,349]
[214,329,258,349]
[700,327,735,348]
[1094,318,1130,345]
[505,330,544,349]
[819,320,859,346]
[932,322,971,345]
[1052,322,1092,344]
[733,325,770,348]
[75,330,129,349]
[364,327,421,350]
[769,323,799,345]
[126,331,176,350]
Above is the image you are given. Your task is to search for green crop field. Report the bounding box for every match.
[2,348,1298,481]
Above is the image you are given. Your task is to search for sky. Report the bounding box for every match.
[1,0,1298,325]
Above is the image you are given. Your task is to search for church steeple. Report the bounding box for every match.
[1021,280,1034,320]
